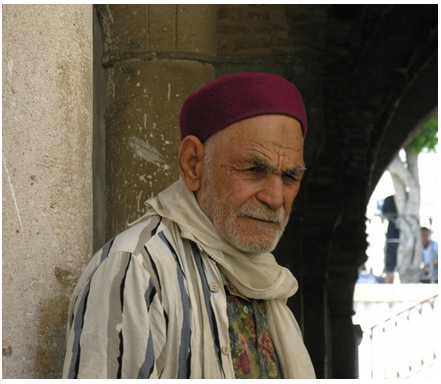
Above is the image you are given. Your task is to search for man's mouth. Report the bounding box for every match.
[242,216,278,224]
[235,204,286,226]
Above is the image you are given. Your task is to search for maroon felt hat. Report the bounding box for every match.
[179,73,307,142]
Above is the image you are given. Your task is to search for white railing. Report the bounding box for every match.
[358,295,438,379]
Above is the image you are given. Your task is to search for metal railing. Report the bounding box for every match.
[359,295,438,379]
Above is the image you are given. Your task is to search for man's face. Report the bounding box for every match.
[197,114,305,254]
[422,230,430,248]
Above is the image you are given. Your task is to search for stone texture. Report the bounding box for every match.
[96,5,217,240]
[104,59,215,237]
[2,4,93,378]
[97,4,218,64]
[217,4,292,57]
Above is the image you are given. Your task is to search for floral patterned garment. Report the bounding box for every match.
[221,273,283,379]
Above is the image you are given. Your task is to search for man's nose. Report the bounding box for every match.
[255,174,284,210]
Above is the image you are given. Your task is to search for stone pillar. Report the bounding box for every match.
[2,5,93,378]
[96,4,217,239]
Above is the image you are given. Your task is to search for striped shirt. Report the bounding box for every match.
[63,215,237,378]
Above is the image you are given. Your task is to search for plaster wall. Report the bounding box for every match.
[2,5,93,378]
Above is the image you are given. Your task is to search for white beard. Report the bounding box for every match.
[198,163,290,254]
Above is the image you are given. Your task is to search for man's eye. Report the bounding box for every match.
[283,173,299,182]
[246,167,266,175]
[243,167,264,177]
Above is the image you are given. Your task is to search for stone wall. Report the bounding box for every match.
[95,5,217,240]
[2,5,93,378]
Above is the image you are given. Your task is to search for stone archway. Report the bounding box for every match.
[274,4,438,378]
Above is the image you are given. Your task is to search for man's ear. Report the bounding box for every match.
[178,135,205,192]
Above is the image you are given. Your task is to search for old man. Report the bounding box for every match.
[62,73,315,379]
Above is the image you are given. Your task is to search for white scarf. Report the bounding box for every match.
[135,177,316,379]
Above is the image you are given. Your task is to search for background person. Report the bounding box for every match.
[420,226,438,283]
[381,195,400,283]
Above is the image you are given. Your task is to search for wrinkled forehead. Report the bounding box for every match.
[209,115,304,165]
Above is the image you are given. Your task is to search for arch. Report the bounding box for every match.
[369,54,438,197]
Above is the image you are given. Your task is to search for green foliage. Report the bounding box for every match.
[408,117,438,154]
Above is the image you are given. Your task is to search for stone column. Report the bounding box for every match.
[2,5,93,378]
[96,5,217,239]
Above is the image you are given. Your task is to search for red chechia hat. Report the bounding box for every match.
[179,73,307,142]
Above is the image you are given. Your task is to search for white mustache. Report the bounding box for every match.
[235,204,285,224]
